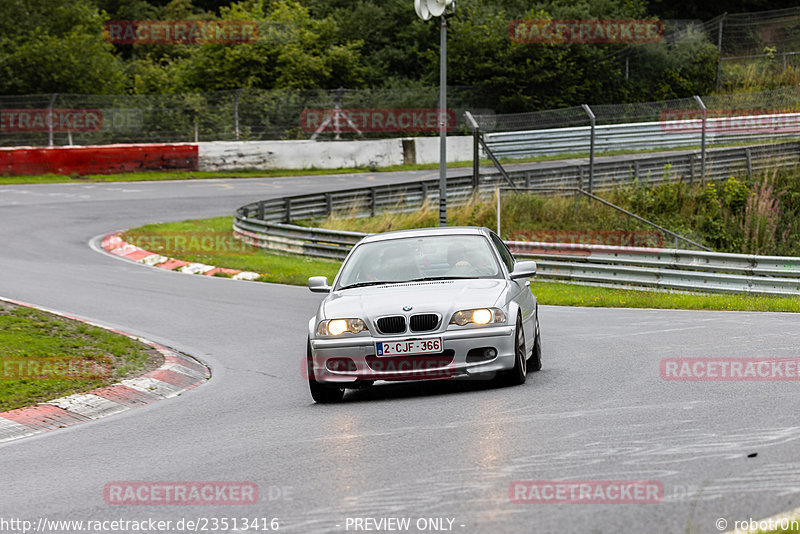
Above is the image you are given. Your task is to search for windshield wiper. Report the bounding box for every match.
[338,281,403,290]
[340,276,477,289]
[408,276,477,282]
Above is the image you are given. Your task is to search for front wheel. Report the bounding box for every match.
[528,314,542,372]
[307,339,344,403]
[500,315,527,386]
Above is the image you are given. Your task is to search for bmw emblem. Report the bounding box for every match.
[403,305,413,311]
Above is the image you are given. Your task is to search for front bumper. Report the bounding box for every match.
[309,325,516,385]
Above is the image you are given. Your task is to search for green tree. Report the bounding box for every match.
[0,0,126,95]
[174,0,366,91]
[307,0,433,87]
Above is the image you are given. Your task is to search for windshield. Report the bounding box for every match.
[336,234,502,289]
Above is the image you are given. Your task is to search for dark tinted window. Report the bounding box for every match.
[337,234,502,288]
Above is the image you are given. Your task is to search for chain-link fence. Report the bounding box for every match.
[6,83,800,150]
[707,7,800,88]
[468,85,800,193]
[596,7,800,89]
[0,87,498,147]
[473,85,800,134]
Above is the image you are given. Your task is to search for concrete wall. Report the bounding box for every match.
[412,136,474,165]
[197,136,474,171]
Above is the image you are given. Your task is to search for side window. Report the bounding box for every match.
[490,233,514,273]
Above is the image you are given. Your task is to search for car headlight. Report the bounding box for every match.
[317,318,367,336]
[450,308,505,326]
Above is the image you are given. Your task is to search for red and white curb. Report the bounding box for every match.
[0,297,210,444]
[100,233,261,281]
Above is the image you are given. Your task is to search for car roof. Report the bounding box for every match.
[359,226,492,244]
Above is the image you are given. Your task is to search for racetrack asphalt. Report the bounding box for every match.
[1,168,800,533]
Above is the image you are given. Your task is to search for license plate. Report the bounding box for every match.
[376,338,442,357]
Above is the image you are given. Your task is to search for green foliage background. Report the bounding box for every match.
[0,0,726,112]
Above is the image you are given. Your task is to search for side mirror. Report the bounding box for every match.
[510,260,537,279]
[308,276,332,293]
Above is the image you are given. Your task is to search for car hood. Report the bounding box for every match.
[321,278,508,320]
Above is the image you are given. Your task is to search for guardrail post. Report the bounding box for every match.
[421,182,428,204]
[689,155,695,184]
[325,193,332,216]
[465,111,480,193]
[370,188,376,217]
[582,104,595,194]
[745,148,753,179]
[694,95,707,186]
[633,161,640,182]
[257,201,265,220]
[284,198,291,223]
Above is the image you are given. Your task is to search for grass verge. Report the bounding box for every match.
[121,217,341,286]
[0,301,163,412]
[122,216,799,313]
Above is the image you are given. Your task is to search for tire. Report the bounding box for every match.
[307,339,345,403]
[528,314,542,372]
[500,315,527,386]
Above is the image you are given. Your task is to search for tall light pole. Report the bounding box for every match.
[415,0,454,226]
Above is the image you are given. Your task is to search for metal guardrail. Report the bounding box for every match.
[499,141,800,193]
[236,141,800,228]
[233,139,800,295]
[508,241,800,296]
[234,220,364,261]
[483,114,800,158]
[231,220,800,295]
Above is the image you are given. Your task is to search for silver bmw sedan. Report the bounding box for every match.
[306,226,541,403]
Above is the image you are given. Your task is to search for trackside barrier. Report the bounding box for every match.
[235,141,800,229]
[231,219,800,295]
[234,219,800,298]
[482,114,800,159]
[234,139,800,295]
[0,143,198,176]
[508,241,800,296]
